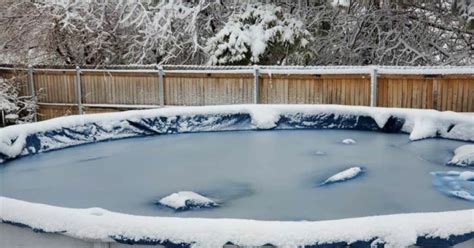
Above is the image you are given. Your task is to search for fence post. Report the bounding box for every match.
[1,110,5,127]
[254,65,260,104]
[75,66,83,115]
[157,65,165,107]
[27,65,37,122]
[370,67,378,107]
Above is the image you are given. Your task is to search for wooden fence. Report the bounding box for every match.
[0,66,472,121]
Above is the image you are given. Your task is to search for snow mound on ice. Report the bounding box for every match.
[321,167,364,186]
[459,171,474,181]
[431,171,474,202]
[342,138,356,144]
[158,191,218,211]
[449,190,474,201]
[448,145,474,167]
[314,150,326,155]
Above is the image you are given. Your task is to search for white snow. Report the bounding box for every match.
[430,171,474,202]
[332,0,350,7]
[4,114,19,120]
[3,65,473,76]
[248,106,280,129]
[449,145,474,167]
[434,171,474,181]
[206,5,310,65]
[342,138,356,144]
[459,171,474,181]
[408,117,439,140]
[158,191,218,210]
[449,191,474,201]
[1,196,473,247]
[321,167,363,185]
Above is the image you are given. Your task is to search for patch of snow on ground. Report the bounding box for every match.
[321,167,363,186]
[158,191,218,211]
[448,145,474,167]
[342,138,356,144]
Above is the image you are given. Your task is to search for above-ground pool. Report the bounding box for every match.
[1,105,473,247]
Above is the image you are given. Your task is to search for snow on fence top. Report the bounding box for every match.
[0,65,473,75]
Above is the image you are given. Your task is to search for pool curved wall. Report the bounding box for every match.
[1,105,473,247]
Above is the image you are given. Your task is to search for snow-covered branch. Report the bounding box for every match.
[0,74,37,126]
[0,0,472,66]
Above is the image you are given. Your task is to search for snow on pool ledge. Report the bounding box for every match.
[1,197,473,247]
[1,105,474,247]
[0,105,473,163]
[448,145,474,167]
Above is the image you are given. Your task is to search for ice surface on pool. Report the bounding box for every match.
[0,129,472,221]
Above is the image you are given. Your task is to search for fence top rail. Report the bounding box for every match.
[0,65,472,75]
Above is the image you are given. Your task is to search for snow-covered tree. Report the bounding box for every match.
[206,4,312,65]
[0,75,37,125]
[303,0,473,65]
[453,0,474,29]
[0,0,472,66]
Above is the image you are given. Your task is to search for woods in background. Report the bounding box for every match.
[0,0,472,66]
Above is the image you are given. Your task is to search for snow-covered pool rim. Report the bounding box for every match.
[1,197,473,247]
[1,105,473,247]
[1,104,473,162]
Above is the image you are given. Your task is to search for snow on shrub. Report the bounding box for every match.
[331,0,350,8]
[0,76,37,125]
[206,4,312,65]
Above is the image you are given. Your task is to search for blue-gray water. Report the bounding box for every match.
[0,130,472,221]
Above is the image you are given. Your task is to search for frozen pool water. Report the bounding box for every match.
[0,129,472,221]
